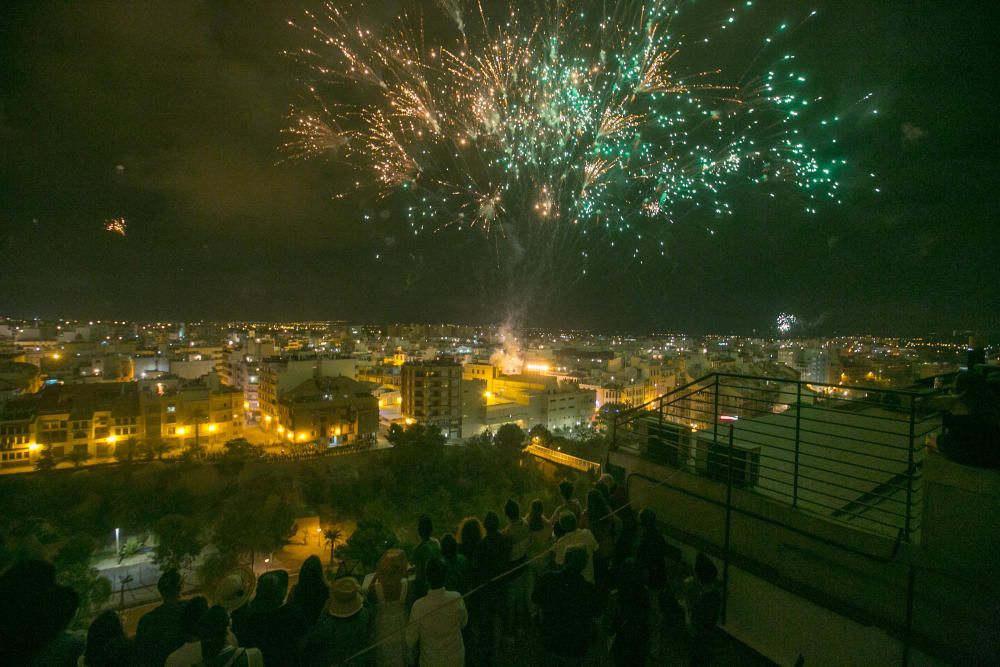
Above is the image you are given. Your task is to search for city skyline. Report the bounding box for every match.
[2,1,998,332]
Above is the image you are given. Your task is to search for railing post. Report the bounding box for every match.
[722,419,734,625]
[712,377,720,449]
[905,394,917,541]
[793,381,802,508]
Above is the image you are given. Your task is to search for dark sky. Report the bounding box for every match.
[1,1,997,334]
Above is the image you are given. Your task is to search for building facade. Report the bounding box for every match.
[401,360,462,439]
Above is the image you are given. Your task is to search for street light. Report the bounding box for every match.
[115,527,120,556]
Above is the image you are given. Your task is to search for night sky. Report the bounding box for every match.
[1,1,997,333]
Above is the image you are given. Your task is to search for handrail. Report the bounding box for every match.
[610,372,941,542]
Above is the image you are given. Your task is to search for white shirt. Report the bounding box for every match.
[552,529,599,583]
[164,632,241,667]
[406,588,468,667]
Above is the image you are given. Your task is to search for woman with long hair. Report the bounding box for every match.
[290,555,329,628]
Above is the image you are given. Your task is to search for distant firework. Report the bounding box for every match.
[776,312,799,335]
[104,218,127,237]
[285,0,869,268]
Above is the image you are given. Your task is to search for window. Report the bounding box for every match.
[166,405,176,413]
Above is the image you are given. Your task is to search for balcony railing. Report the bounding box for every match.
[610,373,941,542]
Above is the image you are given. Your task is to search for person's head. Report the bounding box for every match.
[586,488,610,521]
[417,514,433,541]
[84,611,124,666]
[528,499,545,531]
[503,499,520,522]
[376,549,409,586]
[458,517,484,547]
[157,569,182,601]
[253,570,289,611]
[558,512,578,535]
[563,546,588,575]
[552,521,565,539]
[440,533,458,560]
[483,511,500,534]
[559,480,574,501]
[639,508,657,530]
[179,596,209,639]
[599,473,617,492]
[299,555,326,590]
[197,606,230,660]
[426,558,446,590]
[0,560,79,662]
[695,553,718,584]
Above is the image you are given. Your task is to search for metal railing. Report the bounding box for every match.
[610,373,941,542]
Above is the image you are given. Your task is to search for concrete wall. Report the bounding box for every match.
[611,447,996,664]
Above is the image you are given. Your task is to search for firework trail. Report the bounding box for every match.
[284,0,866,316]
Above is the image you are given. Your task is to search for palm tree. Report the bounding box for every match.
[324,528,342,566]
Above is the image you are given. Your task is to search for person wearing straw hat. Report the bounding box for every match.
[305,577,374,667]
[211,568,256,642]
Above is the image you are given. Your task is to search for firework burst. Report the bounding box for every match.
[285,0,862,267]
[104,217,127,237]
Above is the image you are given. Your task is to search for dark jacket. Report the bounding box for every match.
[135,600,186,667]
[532,568,600,659]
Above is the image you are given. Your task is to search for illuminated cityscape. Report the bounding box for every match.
[1,1,998,666]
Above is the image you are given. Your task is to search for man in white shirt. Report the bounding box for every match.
[552,513,599,583]
[406,559,468,666]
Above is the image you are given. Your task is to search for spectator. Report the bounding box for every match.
[371,549,408,667]
[291,555,330,628]
[637,508,669,657]
[683,553,722,667]
[410,514,442,607]
[580,489,622,593]
[456,516,484,561]
[79,610,129,667]
[525,499,553,562]
[532,547,600,666]
[197,606,263,667]
[306,577,374,667]
[551,481,582,524]
[552,513,599,584]
[441,533,471,595]
[501,499,532,637]
[472,512,512,666]
[165,597,213,667]
[610,506,638,589]
[598,473,628,511]
[241,570,306,667]
[406,558,468,667]
[136,569,187,667]
[0,560,82,667]
[609,559,650,667]
[212,569,255,646]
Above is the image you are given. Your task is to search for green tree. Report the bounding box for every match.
[52,535,112,630]
[334,519,398,571]
[65,449,91,469]
[35,444,59,472]
[528,424,553,447]
[148,439,173,461]
[153,514,204,570]
[596,402,627,429]
[113,438,142,465]
[388,422,446,447]
[223,438,257,458]
[214,492,297,569]
[494,423,526,450]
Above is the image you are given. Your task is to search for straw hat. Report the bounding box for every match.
[212,567,255,611]
[327,577,363,618]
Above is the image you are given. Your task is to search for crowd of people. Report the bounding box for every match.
[0,474,725,666]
